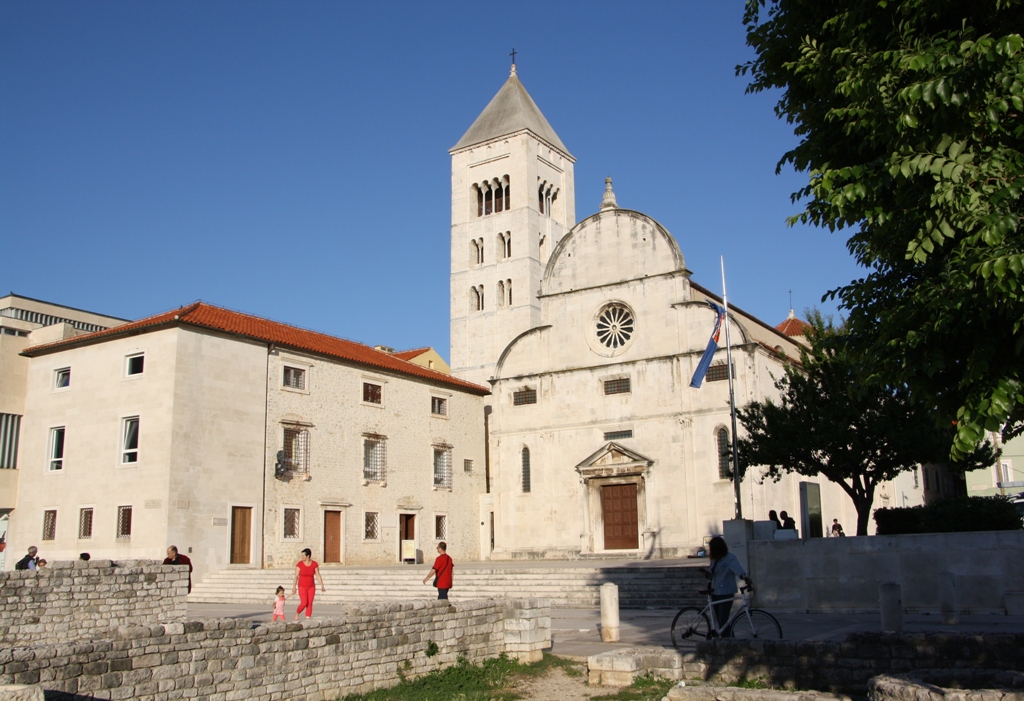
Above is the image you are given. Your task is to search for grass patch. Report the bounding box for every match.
[340,652,582,701]
[590,673,675,701]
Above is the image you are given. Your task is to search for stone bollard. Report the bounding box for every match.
[600,582,620,642]
[880,581,903,632]
[938,572,958,625]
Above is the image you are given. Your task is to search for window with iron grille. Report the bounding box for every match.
[604,378,631,395]
[707,362,731,382]
[513,389,537,406]
[464,459,474,473]
[521,447,531,493]
[282,425,309,473]
[364,512,379,540]
[283,366,306,390]
[78,508,93,539]
[49,426,65,471]
[435,514,448,540]
[55,367,71,389]
[116,506,132,539]
[431,397,447,416]
[433,446,452,490]
[42,510,57,541]
[363,435,387,481]
[283,508,300,539]
[363,382,382,404]
[122,417,139,464]
[604,430,633,441]
[717,429,730,480]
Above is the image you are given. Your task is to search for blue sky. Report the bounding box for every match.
[1,2,863,359]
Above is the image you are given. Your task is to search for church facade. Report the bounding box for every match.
[450,67,914,558]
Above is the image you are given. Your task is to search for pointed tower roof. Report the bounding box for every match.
[451,65,571,156]
[775,309,812,338]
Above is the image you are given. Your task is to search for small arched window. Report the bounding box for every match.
[476,238,484,265]
[716,428,731,480]
[521,447,531,493]
[477,285,485,311]
[470,240,480,267]
[504,182,511,210]
[504,232,512,258]
[538,185,545,214]
[485,187,493,215]
[497,280,506,307]
[476,186,483,217]
[506,279,512,306]
[470,287,480,313]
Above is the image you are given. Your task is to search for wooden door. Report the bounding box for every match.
[601,484,639,550]
[230,506,252,564]
[324,510,342,564]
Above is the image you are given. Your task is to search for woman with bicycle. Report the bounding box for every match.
[699,536,751,629]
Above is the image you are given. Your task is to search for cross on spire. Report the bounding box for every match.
[510,47,517,65]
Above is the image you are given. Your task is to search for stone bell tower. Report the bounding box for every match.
[449,64,576,387]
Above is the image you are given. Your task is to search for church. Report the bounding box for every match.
[448,65,887,558]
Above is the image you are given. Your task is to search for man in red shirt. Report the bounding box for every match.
[163,545,193,593]
[423,542,453,600]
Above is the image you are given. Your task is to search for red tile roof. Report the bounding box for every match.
[775,312,812,338]
[393,347,431,361]
[23,302,490,395]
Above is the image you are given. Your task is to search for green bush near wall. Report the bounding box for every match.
[874,497,1023,535]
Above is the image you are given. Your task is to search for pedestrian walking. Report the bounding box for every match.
[698,536,751,631]
[272,586,287,621]
[292,548,325,620]
[14,546,38,570]
[423,542,453,600]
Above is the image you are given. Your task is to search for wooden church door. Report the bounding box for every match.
[601,484,639,550]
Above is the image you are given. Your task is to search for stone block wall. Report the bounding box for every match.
[0,598,551,700]
[0,560,187,647]
[687,632,1024,692]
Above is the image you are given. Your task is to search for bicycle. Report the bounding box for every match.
[670,585,782,647]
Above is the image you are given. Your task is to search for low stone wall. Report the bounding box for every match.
[692,632,1024,692]
[747,531,1024,613]
[0,560,187,647]
[869,671,1024,701]
[0,598,551,700]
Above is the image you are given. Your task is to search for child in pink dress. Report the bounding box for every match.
[272,586,286,621]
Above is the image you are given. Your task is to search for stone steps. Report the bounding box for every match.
[189,565,709,609]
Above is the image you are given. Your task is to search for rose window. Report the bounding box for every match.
[595,304,635,349]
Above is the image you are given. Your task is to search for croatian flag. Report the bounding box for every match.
[689,301,726,389]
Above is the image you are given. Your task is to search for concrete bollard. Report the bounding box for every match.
[600,582,620,642]
[938,571,958,625]
[880,581,903,632]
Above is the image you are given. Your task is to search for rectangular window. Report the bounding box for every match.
[464,458,474,473]
[364,512,379,540]
[126,353,145,376]
[363,435,387,481]
[116,505,132,539]
[283,366,306,390]
[433,446,452,490]
[283,508,301,539]
[604,378,631,395]
[431,396,447,416]
[122,417,139,463]
[0,413,21,469]
[363,382,382,404]
[604,430,633,441]
[42,510,57,541]
[513,389,537,406]
[282,425,309,473]
[79,508,94,539]
[54,367,71,389]
[435,514,448,540]
[49,427,65,471]
[707,362,731,383]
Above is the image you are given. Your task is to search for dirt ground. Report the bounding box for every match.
[512,664,599,701]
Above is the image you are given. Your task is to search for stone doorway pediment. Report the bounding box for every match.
[575,442,654,479]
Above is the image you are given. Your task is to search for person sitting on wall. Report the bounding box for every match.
[830,519,845,537]
[79,552,91,561]
[779,511,796,530]
[163,545,193,593]
[768,510,782,530]
[14,546,38,570]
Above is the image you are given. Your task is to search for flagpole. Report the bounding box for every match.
[721,257,742,520]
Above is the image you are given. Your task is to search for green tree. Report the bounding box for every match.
[739,0,1024,458]
[735,314,996,535]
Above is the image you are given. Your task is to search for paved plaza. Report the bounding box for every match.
[188,601,1024,660]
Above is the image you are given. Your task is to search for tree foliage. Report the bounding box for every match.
[739,0,1024,458]
[736,314,996,535]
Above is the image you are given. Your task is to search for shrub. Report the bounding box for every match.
[874,497,1023,535]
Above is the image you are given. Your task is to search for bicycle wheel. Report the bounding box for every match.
[727,609,782,640]
[671,607,711,648]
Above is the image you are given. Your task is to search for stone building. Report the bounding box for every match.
[11,302,487,581]
[451,68,925,557]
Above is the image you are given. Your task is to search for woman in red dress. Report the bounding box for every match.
[291,548,326,620]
